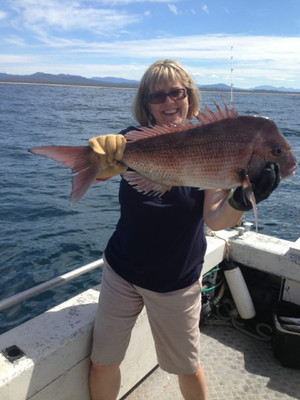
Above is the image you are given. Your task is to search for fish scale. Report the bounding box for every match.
[122,116,262,190]
[29,104,297,205]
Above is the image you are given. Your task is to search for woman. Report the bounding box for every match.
[88,59,279,400]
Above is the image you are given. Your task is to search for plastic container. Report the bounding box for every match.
[223,260,256,319]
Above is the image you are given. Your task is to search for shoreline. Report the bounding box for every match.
[0,80,137,90]
[0,80,299,95]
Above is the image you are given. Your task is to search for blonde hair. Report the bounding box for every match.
[133,59,200,126]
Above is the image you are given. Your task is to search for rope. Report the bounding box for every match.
[208,231,231,261]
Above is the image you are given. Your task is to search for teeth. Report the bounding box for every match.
[163,109,177,115]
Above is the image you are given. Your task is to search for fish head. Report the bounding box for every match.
[249,117,297,181]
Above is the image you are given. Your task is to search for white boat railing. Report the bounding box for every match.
[0,258,104,312]
[1,229,299,313]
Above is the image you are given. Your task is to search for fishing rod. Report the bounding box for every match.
[230,46,234,103]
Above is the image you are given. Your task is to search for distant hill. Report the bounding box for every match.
[198,83,300,93]
[199,83,233,91]
[0,72,138,87]
[252,85,300,93]
[0,72,98,86]
[0,72,299,93]
[91,76,139,85]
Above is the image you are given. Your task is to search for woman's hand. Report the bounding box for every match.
[88,134,127,180]
[203,162,281,231]
[228,162,281,211]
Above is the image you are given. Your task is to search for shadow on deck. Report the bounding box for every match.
[123,324,300,400]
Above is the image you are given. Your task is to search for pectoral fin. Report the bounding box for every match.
[121,171,172,196]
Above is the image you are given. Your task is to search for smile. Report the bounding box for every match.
[163,109,178,115]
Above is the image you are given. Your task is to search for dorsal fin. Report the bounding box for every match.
[125,122,196,142]
[195,102,238,125]
[125,102,238,142]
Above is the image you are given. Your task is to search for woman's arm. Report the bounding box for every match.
[204,162,281,231]
[203,189,244,231]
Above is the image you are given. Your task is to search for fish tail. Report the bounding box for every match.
[29,146,102,203]
[71,163,105,204]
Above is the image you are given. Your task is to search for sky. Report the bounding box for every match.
[0,0,300,89]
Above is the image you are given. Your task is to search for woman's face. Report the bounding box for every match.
[147,79,189,126]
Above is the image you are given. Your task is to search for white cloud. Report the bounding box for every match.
[64,34,299,66]
[4,35,27,47]
[0,54,38,64]
[201,4,209,14]
[96,0,180,3]
[168,4,179,15]
[86,35,299,87]
[0,11,7,20]
[2,26,300,88]
[6,33,299,70]
[10,0,141,36]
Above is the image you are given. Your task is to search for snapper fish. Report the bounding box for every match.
[29,104,297,226]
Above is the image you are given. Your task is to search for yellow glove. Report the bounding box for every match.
[88,134,127,180]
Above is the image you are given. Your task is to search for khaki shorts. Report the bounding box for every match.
[91,258,202,375]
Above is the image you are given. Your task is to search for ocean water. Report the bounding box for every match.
[0,83,299,333]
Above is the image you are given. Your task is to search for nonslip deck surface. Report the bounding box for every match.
[123,324,300,400]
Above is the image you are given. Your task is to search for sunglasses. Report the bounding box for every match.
[147,88,187,104]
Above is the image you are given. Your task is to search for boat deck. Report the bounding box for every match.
[122,323,300,400]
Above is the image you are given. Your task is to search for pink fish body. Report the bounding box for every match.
[29,105,297,204]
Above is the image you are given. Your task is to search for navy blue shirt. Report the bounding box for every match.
[104,127,207,292]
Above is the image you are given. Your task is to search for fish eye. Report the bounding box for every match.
[271,146,282,157]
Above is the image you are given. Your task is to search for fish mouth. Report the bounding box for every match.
[283,162,298,179]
